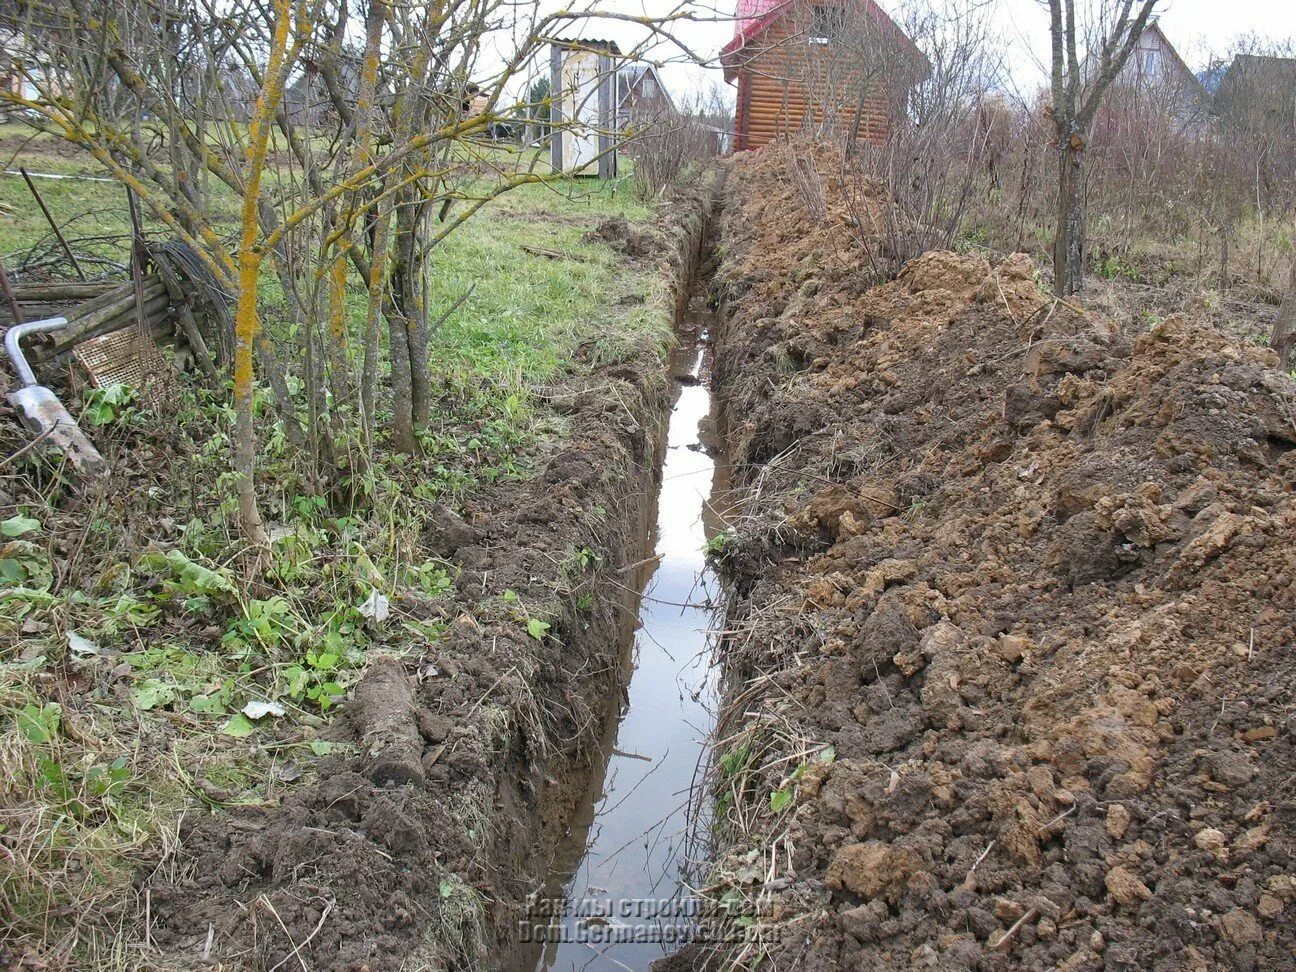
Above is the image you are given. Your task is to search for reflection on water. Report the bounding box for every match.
[523,299,728,972]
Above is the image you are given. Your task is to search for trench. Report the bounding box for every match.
[514,217,730,971]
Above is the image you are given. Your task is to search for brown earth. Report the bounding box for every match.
[141,192,711,971]
[699,143,1296,971]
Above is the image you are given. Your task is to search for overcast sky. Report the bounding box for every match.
[554,0,1296,104]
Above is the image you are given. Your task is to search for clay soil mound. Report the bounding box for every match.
[704,143,1296,971]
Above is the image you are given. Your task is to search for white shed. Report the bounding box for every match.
[549,40,620,179]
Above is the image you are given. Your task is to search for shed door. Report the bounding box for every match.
[563,52,601,172]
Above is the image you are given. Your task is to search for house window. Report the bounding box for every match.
[1138,48,1159,76]
[809,5,846,45]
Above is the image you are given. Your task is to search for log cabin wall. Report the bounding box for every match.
[731,1,910,151]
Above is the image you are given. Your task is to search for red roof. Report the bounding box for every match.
[719,0,927,83]
[721,0,791,63]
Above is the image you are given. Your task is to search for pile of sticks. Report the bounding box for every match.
[7,277,174,360]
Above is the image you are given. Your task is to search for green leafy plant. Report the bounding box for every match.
[85,757,131,798]
[769,786,793,813]
[282,647,346,710]
[132,678,177,711]
[290,494,327,522]
[704,529,736,558]
[18,702,62,743]
[0,541,53,589]
[222,596,295,653]
[140,549,236,612]
[101,594,161,634]
[82,384,138,426]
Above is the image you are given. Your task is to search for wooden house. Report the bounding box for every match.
[719,0,927,152]
[1093,20,1206,116]
[1214,54,1296,144]
[617,63,675,131]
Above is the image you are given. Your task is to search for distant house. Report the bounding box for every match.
[1083,20,1207,136]
[1099,20,1206,110]
[719,0,928,152]
[1214,54,1296,144]
[0,28,59,111]
[617,64,674,130]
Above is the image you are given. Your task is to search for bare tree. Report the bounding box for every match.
[2,0,698,542]
[1045,0,1158,296]
[842,0,1005,276]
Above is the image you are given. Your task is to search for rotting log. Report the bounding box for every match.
[11,281,118,303]
[351,657,427,788]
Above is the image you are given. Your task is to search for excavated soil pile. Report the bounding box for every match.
[706,143,1296,971]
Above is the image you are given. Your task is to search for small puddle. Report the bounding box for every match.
[518,277,729,971]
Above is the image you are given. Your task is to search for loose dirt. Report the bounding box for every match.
[698,143,1296,971]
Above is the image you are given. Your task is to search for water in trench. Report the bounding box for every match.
[519,285,729,971]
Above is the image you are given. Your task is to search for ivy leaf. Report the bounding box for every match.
[769,786,793,813]
[1,514,40,538]
[526,618,550,641]
[439,879,455,899]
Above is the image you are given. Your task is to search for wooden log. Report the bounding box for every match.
[351,657,426,788]
[10,281,118,303]
[176,303,221,385]
[37,291,171,358]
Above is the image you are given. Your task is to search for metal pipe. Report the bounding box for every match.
[5,315,67,387]
[4,315,106,476]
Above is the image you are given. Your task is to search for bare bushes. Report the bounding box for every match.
[828,9,1294,296]
[628,86,730,200]
[841,1,1006,277]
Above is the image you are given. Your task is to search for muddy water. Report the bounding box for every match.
[519,295,728,971]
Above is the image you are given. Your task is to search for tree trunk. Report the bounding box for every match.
[361,194,391,447]
[1219,226,1231,293]
[407,213,432,432]
[1272,251,1296,369]
[1053,136,1086,297]
[385,192,417,453]
[230,0,293,549]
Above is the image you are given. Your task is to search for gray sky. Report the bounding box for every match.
[566,0,1296,103]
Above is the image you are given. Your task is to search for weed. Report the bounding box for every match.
[704,528,736,559]
[81,384,138,426]
[1096,253,1139,282]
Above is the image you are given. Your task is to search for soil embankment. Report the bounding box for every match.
[701,144,1296,970]
[145,191,712,971]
